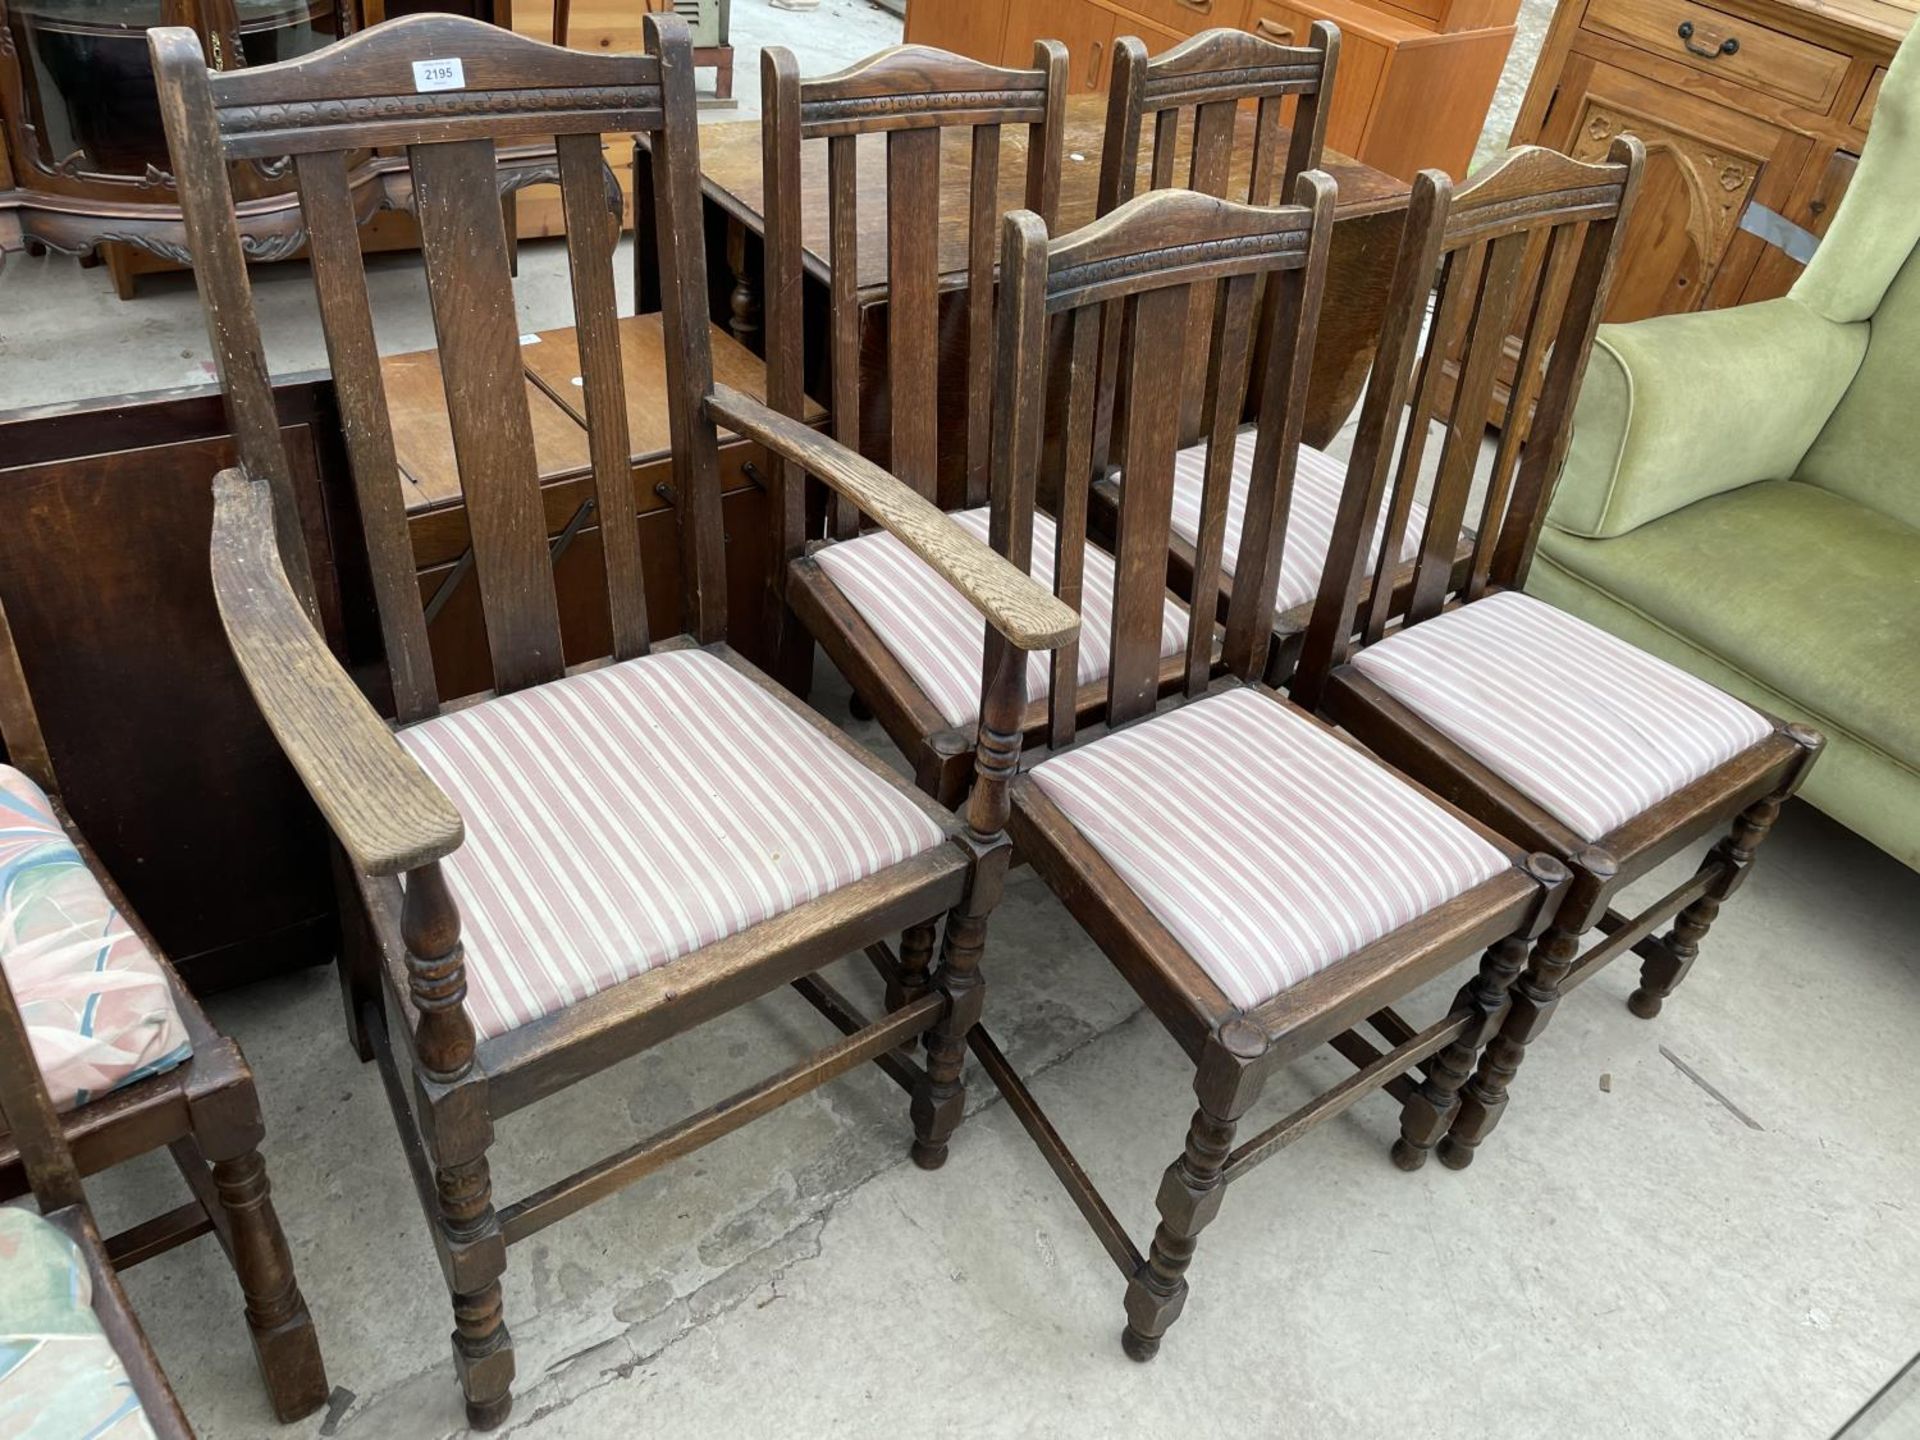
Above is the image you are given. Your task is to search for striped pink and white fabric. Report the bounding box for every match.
[1352,591,1775,841]
[1028,687,1507,1010]
[398,649,947,1040]
[813,507,1188,730]
[1159,437,1428,610]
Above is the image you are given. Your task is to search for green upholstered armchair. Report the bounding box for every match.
[1530,28,1920,872]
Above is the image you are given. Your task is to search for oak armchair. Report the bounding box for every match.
[155,13,1076,1429]
[1292,140,1824,1167]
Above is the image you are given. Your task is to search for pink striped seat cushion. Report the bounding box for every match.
[1028,688,1507,1010]
[1351,591,1775,842]
[812,507,1188,730]
[1,766,192,1112]
[1158,437,1428,610]
[398,649,947,1040]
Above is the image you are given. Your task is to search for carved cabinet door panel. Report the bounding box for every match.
[1538,55,1811,322]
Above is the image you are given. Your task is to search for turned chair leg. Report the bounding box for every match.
[911,911,986,1169]
[435,1151,514,1430]
[1122,1020,1267,1361]
[1393,935,1529,1172]
[207,1149,329,1421]
[1439,924,1581,1169]
[1630,795,1782,1020]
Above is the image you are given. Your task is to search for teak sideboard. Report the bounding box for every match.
[1509,0,1916,320]
[902,0,1519,179]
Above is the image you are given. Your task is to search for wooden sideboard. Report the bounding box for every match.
[903,0,1519,179]
[1509,0,1916,321]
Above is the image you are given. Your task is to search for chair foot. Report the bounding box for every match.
[210,1150,329,1421]
[1120,1325,1161,1362]
[1436,1135,1476,1171]
[1626,988,1664,1020]
[910,1137,948,1171]
[467,1394,513,1431]
[1390,1137,1428,1172]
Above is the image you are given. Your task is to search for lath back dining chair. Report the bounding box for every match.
[153,13,1077,1428]
[0,954,194,1440]
[0,593,327,1424]
[965,177,1569,1361]
[1093,24,1338,458]
[1291,138,1823,1169]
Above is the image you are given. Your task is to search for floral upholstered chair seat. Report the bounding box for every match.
[0,767,191,1111]
[0,1208,154,1438]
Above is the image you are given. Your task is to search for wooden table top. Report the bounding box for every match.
[686,92,1413,293]
[386,315,821,515]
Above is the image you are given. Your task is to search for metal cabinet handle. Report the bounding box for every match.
[1088,38,1103,90]
[1676,20,1739,58]
[1254,16,1295,40]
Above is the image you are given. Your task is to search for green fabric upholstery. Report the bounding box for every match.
[1534,24,1920,871]
[1797,244,1920,529]
[1555,299,1865,538]
[1791,30,1920,324]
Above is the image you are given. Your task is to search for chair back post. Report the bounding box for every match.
[1294,137,1645,699]
[760,41,1071,530]
[151,27,320,621]
[0,591,57,793]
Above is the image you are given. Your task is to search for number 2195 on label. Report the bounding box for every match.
[412,57,466,92]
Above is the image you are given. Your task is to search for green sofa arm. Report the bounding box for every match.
[1551,296,1867,539]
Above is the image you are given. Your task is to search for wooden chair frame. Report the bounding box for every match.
[1291,139,1825,1169]
[0,956,195,1439]
[154,14,1077,1428]
[963,182,1570,1359]
[0,593,328,1425]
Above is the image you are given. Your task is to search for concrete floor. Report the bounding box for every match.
[9,3,1920,1438]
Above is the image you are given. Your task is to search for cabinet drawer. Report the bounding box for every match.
[1584,0,1848,109]
[1247,0,1387,155]
[1124,0,1241,36]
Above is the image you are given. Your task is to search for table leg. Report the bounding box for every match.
[726,217,762,351]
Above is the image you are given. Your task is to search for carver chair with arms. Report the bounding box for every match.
[154,13,1077,1428]
[1291,138,1824,1168]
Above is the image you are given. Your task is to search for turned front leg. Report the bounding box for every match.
[1393,935,1529,1172]
[1122,1020,1269,1361]
[1630,795,1779,1019]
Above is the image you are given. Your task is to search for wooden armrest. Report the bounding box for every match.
[209,468,464,877]
[705,386,1081,653]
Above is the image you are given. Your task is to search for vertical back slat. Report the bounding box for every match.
[293,148,440,721]
[1467,221,1580,600]
[1247,95,1285,206]
[826,133,862,537]
[410,137,566,694]
[1184,272,1259,696]
[1221,172,1336,680]
[1148,109,1179,192]
[557,130,648,661]
[1404,229,1529,625]
[1049,307,1100,748]
[886,126,942,499]
[965,124,1002,508]
[1105,284,1190,726]
[1023,39,1068,223]
[1358,240,1482,647]
[1176,99,1238,444]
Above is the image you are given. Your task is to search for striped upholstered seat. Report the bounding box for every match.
[1352,591,1775,842]
[398,648,947,1040]
[1161,438,1428,610]
[1027,687,1506,1010]
[813,508,1188,730]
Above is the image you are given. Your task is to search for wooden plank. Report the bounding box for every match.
[886,125,942,499]
[410,137,566,693]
